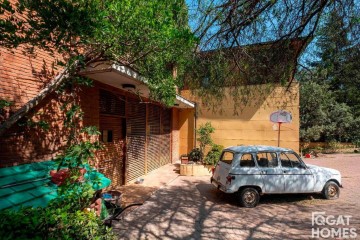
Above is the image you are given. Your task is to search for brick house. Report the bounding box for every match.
[0,46,194,186]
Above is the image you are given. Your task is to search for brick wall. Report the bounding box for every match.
[0,0,68,166]
[0,41,67,166]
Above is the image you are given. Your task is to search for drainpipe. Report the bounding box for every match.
[194,102,197,149]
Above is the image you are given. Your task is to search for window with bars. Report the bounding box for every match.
[99,90,125,116]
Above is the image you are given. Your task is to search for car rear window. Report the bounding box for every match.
[240,154,256,167]
[220,151,234,165]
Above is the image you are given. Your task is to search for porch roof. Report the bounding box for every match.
[80,61,194,109]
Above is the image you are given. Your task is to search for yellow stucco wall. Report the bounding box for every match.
[177,108,195,156]
[171,108,180,163]
[178,83,300,154]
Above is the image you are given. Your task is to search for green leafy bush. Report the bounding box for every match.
[0,205,114,240]
[0,120,112,239]
[196,122,215,159]
[0,99,12,109]
[204,144,224,165]
[189,148,203,163]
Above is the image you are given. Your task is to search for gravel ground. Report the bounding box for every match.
[114,154,360,239]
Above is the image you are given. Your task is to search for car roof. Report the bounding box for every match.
[224,145,293,153]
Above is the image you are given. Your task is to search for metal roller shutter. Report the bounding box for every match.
[147,105,161,173]
[160,108,171,166]
[126,99,146,182]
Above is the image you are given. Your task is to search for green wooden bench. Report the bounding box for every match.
[0,161,111,211]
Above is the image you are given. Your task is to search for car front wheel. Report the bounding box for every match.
[322,181,340,200]
[238,187,260,208]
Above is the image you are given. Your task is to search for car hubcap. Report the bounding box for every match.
[328,185,337,197]
[244,191,255,204]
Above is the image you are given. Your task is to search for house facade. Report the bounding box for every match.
[0,41,299,187]
[0,47,193,186]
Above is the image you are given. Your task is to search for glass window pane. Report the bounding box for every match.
[220,151,234,165]
[240,154,255,167]
[280,152,301,168]
[256,152,278,167]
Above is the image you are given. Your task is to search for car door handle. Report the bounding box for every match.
[260,171,266,174]
[283,170,288,173]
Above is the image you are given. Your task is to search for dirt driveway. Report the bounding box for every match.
[114,154,360,239]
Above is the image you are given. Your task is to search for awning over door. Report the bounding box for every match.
[80,61,195,109]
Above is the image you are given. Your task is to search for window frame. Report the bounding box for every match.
[255,151,279,168]
[239,153,256,168]
[219,151,235,165]
[279,151,306,168]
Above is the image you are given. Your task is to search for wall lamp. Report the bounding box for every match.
[122,84,136,91]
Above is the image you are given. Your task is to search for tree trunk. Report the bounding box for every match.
[0,62,78,137]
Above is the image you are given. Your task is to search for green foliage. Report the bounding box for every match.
[299,7,360,143]
[326,141,341,153]
[0,205,114,240]
[81,126,101,136]
[300,81,356,142]
[55,141,102,169]
[1,0,196,106]
[204,144,224,165]
[0,99,12,109]
[17,118,50,131]
[63,104,84,127]
[188,148,203,163]
[196,122,215,156]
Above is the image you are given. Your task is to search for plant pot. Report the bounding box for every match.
[180,164,213,176]
[180,156,189,164]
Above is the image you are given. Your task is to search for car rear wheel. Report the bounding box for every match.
[238,187,260,208]
[322,181,340,200]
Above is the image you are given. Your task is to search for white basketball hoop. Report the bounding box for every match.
[270,110,292,147]
[270,110,292,123]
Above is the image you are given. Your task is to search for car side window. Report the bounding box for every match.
[256,152,278,167]
[240,154,256,167]
[280,152,302,168]
[220,151,234,165]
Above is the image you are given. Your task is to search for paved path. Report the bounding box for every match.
[114,154,360,239]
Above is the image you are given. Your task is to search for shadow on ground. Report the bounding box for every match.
[113,156,360,239]
[113,177,359,239]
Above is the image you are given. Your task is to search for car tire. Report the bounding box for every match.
[322,181,340,200]
[238,187,260,208]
